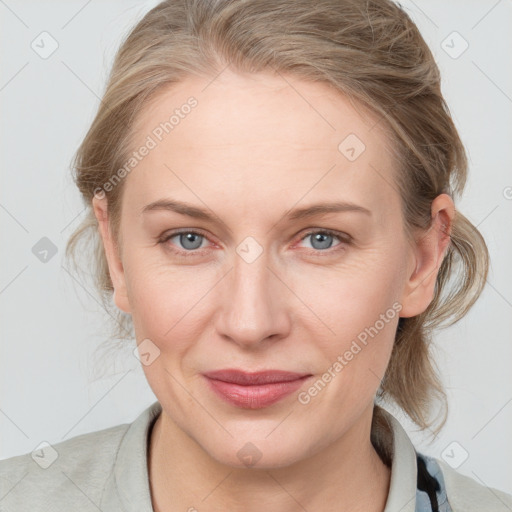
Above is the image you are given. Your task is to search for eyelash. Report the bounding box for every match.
[157,228,352,258]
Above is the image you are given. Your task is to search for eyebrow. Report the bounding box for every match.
[141,198,372,225]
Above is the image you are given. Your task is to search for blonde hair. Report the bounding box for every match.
[66,0,489,433]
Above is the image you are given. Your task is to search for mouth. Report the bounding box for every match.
[202,369,313,409]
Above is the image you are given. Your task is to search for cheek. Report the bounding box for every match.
[296,254,402,381]
[309,301,398,412]
[292,250,404,329]
[123,251,218,345]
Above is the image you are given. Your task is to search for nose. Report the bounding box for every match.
[215,244,291,350]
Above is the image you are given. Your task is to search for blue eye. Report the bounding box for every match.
[176,232,204,250]
[301,230,341,250]
[159,230,208,255]
[158,228,351,258]
[297,229,350,254]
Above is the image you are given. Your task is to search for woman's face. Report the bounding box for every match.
[94,69,449,468]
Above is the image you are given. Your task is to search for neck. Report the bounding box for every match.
[148,403,391,512]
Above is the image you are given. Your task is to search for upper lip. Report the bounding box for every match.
[203,369,312,385]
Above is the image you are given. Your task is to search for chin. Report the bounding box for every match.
[199,435,311,470]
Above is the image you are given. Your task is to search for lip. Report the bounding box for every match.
[202,369,313,409]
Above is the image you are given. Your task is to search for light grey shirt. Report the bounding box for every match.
[1,401,511,511]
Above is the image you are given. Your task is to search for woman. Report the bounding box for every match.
[1,0,511,511]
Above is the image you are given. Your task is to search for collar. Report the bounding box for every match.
[101,401,419,512]
[377,405,419,512]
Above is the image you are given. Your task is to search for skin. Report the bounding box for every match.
[93,69,454,512]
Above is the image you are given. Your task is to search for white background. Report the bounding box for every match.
[1,0,511,496]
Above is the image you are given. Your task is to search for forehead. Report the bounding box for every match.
[125,70,400,221]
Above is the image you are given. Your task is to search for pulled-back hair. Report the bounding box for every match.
[66,0,489,433]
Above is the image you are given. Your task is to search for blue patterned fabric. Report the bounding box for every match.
[415,452,453,512]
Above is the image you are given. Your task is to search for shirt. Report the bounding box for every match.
[1,400,511,511]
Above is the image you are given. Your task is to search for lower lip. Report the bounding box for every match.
[203,375,312,409]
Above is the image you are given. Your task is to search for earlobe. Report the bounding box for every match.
[92,196,132,314]
[399,194,454,318]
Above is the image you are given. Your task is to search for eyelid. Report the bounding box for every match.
[292,228,351,253]
[158,227,351,256]
[157,228,217,252]
[297,228,352,243]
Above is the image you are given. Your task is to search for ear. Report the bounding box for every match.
[399,193,455,318]
[92,195,132,314]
